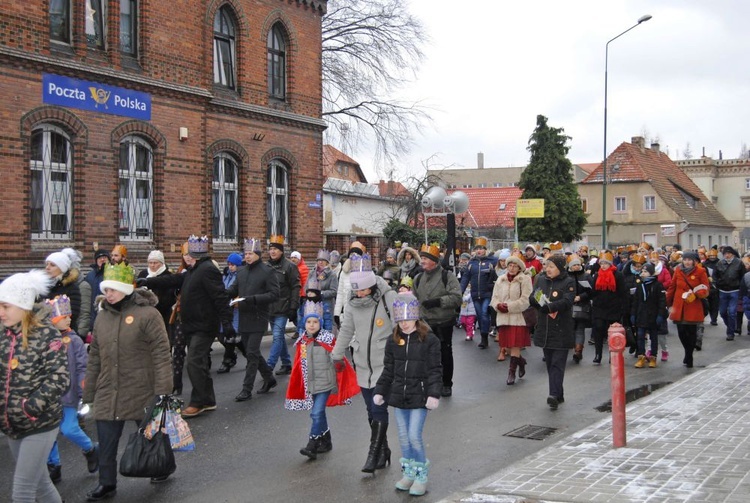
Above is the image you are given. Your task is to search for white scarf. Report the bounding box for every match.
[147,264,167,278]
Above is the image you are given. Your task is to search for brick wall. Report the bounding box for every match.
[0,0,326,274]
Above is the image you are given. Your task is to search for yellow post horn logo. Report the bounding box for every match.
[89,87,111,109]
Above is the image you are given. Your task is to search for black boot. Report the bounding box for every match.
[362,420,388,473]
[83,443,99,473]
[47,463,61,484]
[86,484,116,501]
[518,356,527,378]
[376,428,391,469]
[300,435,319,460]
[593,352,602,364]
[478,332,489,349]
[317,430,332,453]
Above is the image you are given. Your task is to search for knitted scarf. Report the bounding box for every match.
[595,266,617,292]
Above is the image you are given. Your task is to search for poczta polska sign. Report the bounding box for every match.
[42,73,151,121]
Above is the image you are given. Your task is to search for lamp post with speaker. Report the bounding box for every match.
[421,186,470,271]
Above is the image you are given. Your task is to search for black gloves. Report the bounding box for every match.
[540,304,550,314]
[334,315,341,328]
[136,278,148,287]
[288,309,298,323]
[421,298,441,309]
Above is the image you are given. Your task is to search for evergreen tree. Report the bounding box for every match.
[518,115,587,242]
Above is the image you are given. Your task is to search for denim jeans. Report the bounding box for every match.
[360,387,389,424]
[719,290,739,336]
[393,407,428,463]
[473,297,492,334]
[310,391,331,436]
[7,427,61,503]
[48,406,93,466]
[267,315,291,369]
[636,326,659,356]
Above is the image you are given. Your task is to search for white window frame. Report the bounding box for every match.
[30,125,73,240]
[86,0,106,48]
[118,136,153,240]
[120,0,137,55]
[581,198,588,213]
[266,160,288,238]
[212,153,239,242]
[614,196,627,213]
[643,195,656,212]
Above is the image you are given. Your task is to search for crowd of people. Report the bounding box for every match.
[2,235,749,501]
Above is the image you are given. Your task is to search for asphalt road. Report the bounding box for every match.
[1,321,746,502]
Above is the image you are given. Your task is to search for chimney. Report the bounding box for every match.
[719,150,723,160]
[631,136,645,149]
[477,152,484,169]
[650,142,660,154]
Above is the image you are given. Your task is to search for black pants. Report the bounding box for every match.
[542,348,569,400]
[170,322,186,390]
[677,324,697,366]
[708,288,719,323]
[241,330,273,393]
[186,331,216,407]
[96,420,138,487]
[592,318,619,355]
[428,321,454,387]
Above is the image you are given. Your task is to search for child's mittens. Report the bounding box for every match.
[373,394,385,406]
[426,397,439,410]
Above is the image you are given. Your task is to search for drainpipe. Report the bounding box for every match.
[676,220,690,248]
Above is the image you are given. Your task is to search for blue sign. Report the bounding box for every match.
[308,202,321,209]
[42,73,151,120]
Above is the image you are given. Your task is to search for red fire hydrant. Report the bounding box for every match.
[608,323,627,448]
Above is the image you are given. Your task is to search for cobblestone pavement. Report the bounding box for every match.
[441,348,750,503]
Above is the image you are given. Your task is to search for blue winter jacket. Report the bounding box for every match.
[460,255,498,300]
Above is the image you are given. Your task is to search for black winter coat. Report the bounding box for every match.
[137,268,176,330]
[630,278,667,328]
[267,257,301,317]
[590,268,629,322]
[569,269,593,328]
[374,330,442,409]
[530,271,575,350]
[145,257,233,335]
[227,260,280,333]
[714,258,745,291]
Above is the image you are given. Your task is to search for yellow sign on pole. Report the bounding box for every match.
[516,198,545,218]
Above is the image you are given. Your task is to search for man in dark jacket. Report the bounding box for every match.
[413,244,462,397]
[79,248,110,338]
[266,235,301,375]
[714,246,745,340]
[139,235,236,418]
[459,237,498,349]
[228,238,280,402]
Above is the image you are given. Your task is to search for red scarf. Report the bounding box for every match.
[595,266,617,292]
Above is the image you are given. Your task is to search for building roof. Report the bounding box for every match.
[377,179,411,198]
[446,187,523,229]
[575,163,599,175]
[323,144,367,183]
[581,137,734,229]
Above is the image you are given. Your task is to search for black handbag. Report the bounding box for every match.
[572,303,591,321]
[119,396,176,478]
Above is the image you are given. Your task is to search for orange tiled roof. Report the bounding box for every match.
[581,140,733,228]
[323,144,367,183]
[442,187,523,228]
[377,179,411,198]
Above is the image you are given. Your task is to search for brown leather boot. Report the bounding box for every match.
[518,356,527,378]
[506,356,517,385]
[573,344,583,364]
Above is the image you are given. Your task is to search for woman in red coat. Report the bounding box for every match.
[666,252,709,368]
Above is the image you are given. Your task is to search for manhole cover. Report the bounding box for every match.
[503,425,557,440]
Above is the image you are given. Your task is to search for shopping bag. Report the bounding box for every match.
[165,408,195,452]
[119,396,177,478]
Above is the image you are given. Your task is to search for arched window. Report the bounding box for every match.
[119,136,153,240]
[30,125,73,239]
[267,24,286,99]
[212,153,239,242]
[213,6,237,89]
[266,160,288,237]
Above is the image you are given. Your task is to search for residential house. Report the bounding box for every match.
[430,153,524,189]
[677,157,750,249]
[578,136,735,250]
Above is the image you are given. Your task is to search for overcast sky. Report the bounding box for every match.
[352,0,750,182]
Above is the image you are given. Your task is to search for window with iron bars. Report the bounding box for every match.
[212,154,239,242]
[118,136,153,240]
[30,126,73,240]
[266,160,288,238]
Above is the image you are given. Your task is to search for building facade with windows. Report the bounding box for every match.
[578,137,734,250]
[0,0,327,273]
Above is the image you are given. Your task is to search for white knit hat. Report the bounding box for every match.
[148,250,165,264]
[45,248,82,274]
[0,270,53,310]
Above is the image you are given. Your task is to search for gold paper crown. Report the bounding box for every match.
[269,235,285,245]
[103,263,135,285]
[112,244,128,257]
[599,251,615,263]
[420,243,440,258]
[549,241,563,251]
[474,236,488,248]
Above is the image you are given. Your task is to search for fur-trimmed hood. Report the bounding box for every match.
[55,267,80,288]
[397,247,419,267]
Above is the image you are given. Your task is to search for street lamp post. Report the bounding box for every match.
[602,14,652,250]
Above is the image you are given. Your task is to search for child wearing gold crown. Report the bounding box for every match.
[44,295,99,483]
[374,293,442,497]
[285,299,358,460]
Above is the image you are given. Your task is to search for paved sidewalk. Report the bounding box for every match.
[441,349,750,503]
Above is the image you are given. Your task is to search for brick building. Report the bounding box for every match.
[0,0,327,275]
